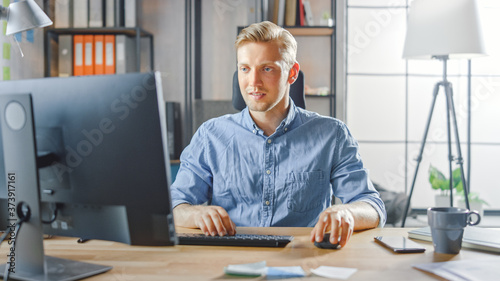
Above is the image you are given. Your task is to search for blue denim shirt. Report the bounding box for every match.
[171,101,386,227]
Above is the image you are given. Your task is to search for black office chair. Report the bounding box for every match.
[232,70,306,111]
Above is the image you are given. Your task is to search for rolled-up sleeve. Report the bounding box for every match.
[330,122,387,227]
[170,125,213,208]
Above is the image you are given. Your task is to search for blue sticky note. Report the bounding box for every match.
[266,266,306,280]
[26,29,34,43]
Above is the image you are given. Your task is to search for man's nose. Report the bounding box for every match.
[248,69,262,87]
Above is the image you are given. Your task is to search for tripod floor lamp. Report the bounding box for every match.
[400,0,487,227]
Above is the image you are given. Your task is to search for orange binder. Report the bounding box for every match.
[94,35,104,75]
[104,35,115,74]
[83,35,94,75]
[73,35,84,76]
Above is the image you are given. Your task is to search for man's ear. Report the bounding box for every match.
[287,62,300,84]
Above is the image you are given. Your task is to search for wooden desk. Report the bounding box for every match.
[2,227,497,280]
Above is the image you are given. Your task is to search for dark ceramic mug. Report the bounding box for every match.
[427,207,481,254]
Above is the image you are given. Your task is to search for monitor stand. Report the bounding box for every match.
[0,94,112,280]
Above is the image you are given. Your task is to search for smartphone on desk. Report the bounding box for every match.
[374,236,426,253]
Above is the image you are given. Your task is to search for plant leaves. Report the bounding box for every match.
[452,168,462,188]
[429,165,447,191]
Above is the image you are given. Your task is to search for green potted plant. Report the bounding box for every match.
[429,165,489,215]
[428,165,461,207]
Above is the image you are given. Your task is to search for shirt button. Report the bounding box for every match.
[267,139,272,144]
[265,201,270,206]
[266,170,271,175]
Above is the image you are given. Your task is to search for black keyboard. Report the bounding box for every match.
[177,233,294,248]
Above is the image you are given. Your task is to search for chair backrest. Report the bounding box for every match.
[232,70,306,111]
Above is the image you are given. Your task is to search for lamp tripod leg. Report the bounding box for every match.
[445,82,455,207]
[445,83,471,211]
[401,82,441,227]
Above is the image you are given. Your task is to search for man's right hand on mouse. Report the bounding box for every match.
[310,205,355,248]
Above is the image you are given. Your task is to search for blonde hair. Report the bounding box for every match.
[235,21,297,70]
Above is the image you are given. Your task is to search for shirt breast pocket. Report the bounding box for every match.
[286,171,328,213]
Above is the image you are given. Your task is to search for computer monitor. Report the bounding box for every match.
[0,72,177,280]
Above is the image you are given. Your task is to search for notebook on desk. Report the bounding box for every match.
[408,226,500,254]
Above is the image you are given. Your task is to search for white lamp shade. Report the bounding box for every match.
[5,0,52,36]
[402,0,487,60]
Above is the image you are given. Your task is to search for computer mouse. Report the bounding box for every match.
[314,233,340,249]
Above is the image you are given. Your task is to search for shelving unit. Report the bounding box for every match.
[44,27,154,77]
[285,25,336,118]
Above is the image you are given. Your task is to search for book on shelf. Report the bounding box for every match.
[94,35,105,75]
[73,0,89,28]
[302,0,314,26]
[89,0,104,28]
[73,35,84,76]
[115,0,124,27]
[105,0,116,27]
[104,35,116,74]
[273,0,286,26]
[83,35,95,75]
[115,34,137,73]
[296,0,305,26]
[58,35,73,77]
[408,226,500,254]
[54,0,72,28]
[124,0,141,27]
[285,0,297,26]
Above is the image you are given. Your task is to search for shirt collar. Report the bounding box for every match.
[241,98,302,135]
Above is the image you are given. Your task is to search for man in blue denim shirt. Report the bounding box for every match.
[171,21,386,248]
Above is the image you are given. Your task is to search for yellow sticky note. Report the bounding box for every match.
[3,67,10,81]
[3,43,10,59]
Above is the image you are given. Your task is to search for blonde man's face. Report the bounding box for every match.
[236,41,290,115]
